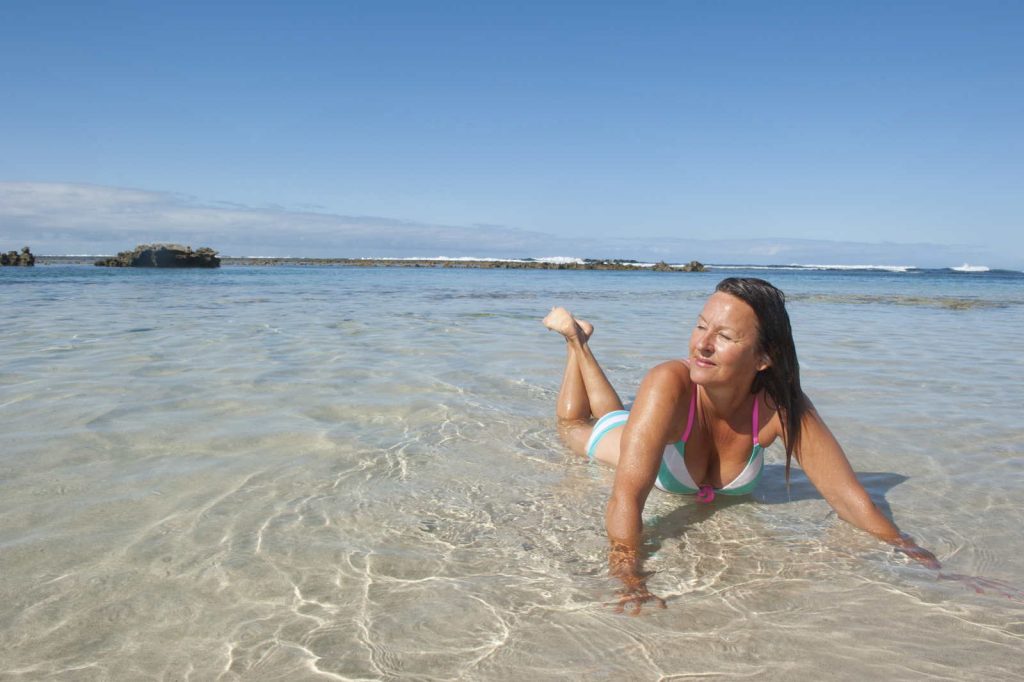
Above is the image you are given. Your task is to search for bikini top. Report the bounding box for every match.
[654,383,765,496]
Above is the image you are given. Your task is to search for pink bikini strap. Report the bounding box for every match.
[752,395,761,446]
[682,383,698,442]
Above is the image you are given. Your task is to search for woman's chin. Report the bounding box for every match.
[688,364,715,385]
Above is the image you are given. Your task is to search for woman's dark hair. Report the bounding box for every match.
[715,277,805,481]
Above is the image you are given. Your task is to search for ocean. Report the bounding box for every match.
[1,263,1022,680]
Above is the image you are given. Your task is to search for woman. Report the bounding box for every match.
[543,277,939,613]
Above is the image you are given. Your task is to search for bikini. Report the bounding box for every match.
[585,384,765,498]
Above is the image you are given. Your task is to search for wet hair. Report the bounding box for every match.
[714,277,806,481]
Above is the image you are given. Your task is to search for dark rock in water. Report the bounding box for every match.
[0,246,35,266]
[95,244,221,268]
[652,259,705,272]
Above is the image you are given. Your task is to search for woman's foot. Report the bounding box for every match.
[543,307,592,341]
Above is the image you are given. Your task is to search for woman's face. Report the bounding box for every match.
[688,291,768,387]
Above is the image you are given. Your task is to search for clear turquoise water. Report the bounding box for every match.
[1,264,1022,679]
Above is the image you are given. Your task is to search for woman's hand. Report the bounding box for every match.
[893,534,941,569]
[609,543,666,615]
[614,581,667,615]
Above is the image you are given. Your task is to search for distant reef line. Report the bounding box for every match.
[36,255,707,272]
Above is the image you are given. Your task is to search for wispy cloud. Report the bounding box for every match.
[0,181,1005,267]
[0,182,578,257]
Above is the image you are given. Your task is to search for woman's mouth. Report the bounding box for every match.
[694,357,716,368]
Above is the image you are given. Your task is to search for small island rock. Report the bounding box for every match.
[95,244,221,268]
[0,246,35,266]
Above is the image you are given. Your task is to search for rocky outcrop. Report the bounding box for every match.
[95,244,220,268]
[1,246,35,266]
[653,260,705,272]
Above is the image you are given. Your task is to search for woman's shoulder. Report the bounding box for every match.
[634,360,694,432]
[641,359,693,391]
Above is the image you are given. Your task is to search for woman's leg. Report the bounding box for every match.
[567,329,625,419]
[544,307,625,459]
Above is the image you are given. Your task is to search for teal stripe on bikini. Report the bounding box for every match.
[586,410,629,459]
[656,442,699,494]
[715,445,764,496]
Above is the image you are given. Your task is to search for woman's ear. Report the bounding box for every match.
[757,355,771,372]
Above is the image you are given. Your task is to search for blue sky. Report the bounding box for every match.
[1,1,1021,266]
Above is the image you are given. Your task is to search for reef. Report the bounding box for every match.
[216,257,706,272]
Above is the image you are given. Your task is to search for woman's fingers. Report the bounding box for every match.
[897,544,941,569]
[613,588,667,615]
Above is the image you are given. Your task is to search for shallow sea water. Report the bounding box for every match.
[1,265,1022,680]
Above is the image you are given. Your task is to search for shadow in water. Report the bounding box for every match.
[640,464,1024,602]
[644,463,909,552]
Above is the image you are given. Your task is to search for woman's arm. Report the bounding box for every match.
[606,361,689,612]
[792,395,939,568]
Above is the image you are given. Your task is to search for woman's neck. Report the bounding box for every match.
[698,381,754,422]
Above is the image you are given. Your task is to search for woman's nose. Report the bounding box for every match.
[696,331,714,353]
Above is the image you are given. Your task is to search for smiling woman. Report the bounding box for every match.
[543,277,939,613]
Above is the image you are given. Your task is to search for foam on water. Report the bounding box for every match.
[710,263,918,272]
[359,255,588,265]
[1,265,1022,679]
[951,263,991,272]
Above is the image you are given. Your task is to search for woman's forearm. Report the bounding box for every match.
[606,495,643,547]
[605,495,646,578]
[824,479,910,542]
[605,494,667,611]
[833,493,901,541]
[832,492,940,567]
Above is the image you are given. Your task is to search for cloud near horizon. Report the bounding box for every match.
[0,181,1006,268]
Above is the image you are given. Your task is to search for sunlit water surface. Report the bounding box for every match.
[1,265,1022,680]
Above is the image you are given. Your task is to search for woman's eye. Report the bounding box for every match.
[719,333,732,341]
